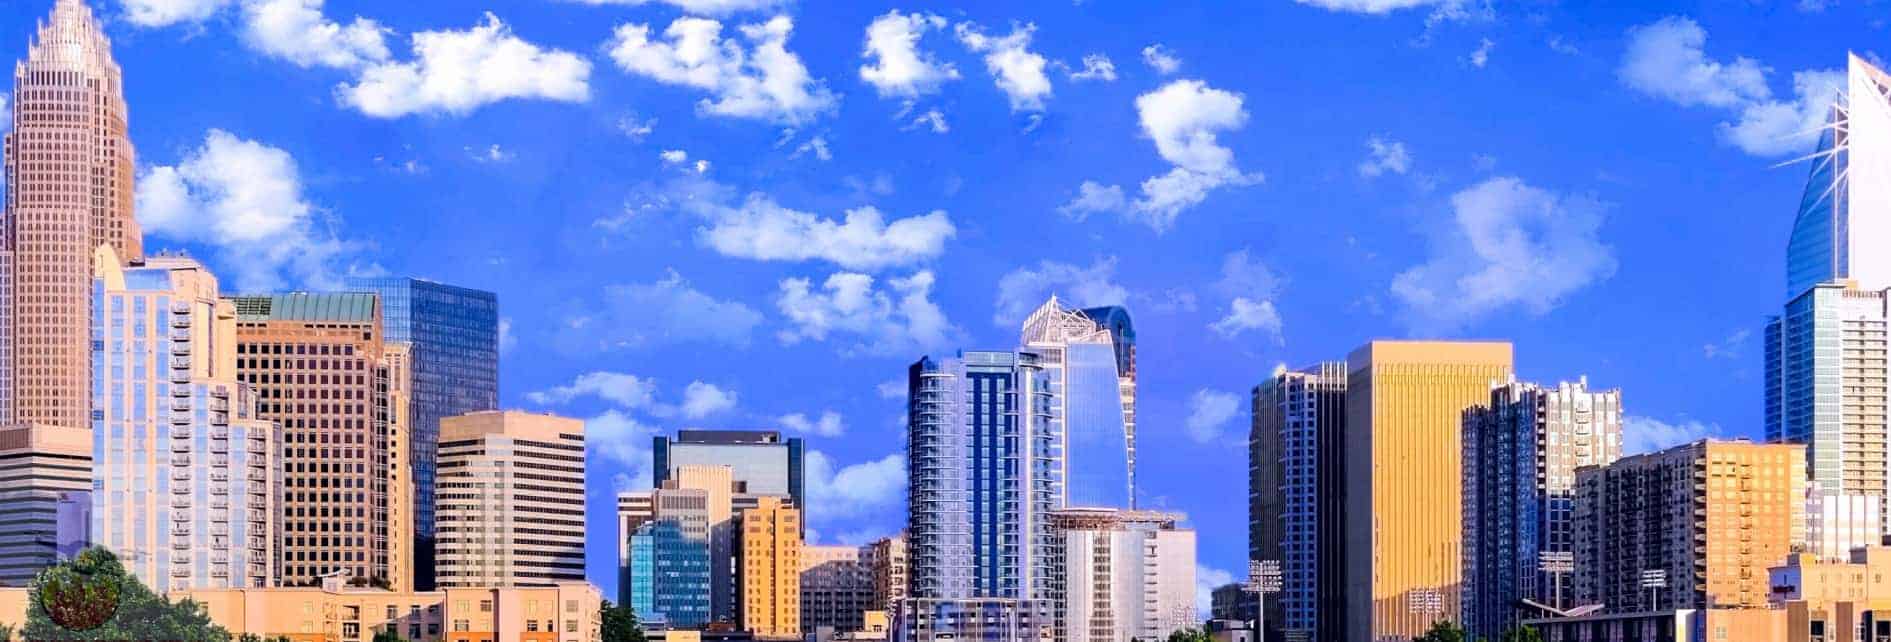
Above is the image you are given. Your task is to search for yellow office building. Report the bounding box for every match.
[1343,340,1513,642]
[738,496,801,639]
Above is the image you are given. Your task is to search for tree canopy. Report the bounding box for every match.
[600,600,645,642]
[21,547,232,642]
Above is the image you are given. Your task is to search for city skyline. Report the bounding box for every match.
[0,0,1877,618]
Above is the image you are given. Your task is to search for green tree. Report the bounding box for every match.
[1498,625,1544,642]
[1165,629,1212,642]
[0,622,15,642]
[600,600,645,642]
[1412,620,1470,642]
[22,547,234,642]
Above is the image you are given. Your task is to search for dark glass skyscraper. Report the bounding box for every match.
[344,276,499,590]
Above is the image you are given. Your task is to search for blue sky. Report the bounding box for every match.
[5,0,1886,605]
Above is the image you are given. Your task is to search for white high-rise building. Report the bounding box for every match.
[90,248,279,591]
[1767,54,1891,536]
[1806,484,1884,562]
[435,410,585,588]
[1020,297,1135,508]
[1045,508,1195,642]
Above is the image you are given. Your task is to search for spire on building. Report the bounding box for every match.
[1785,53,1891,300]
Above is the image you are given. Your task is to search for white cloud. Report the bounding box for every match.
[498,317,517,353]
[1209,249,1285,342]
[560,0,787,15]
[1141,44,1182,74]
[776,271,958,356]
[1467,37,1494,68]
[992,258,1130,327]
[527,371,659,407]
[563,269,764,351]
[121,0,231,27]
[660,149,690,164]
[804,451,905,525]
[1068,53,1117,82]
[1390,177,1616,330]
[859,11,958,98]
[908,109,950,134]
[619,114,658,140]
[1703,328,1753,360]
[690,192,955,271]
[1060,80,1260,231]
[586,410,661,487]
[1357,136,1412,178]
[1620,17,1768,110]
[954,22,1052,112]
[1289,0,1461,14]
[877,379,905,399]
[1196,565,1235,619]
[792,135,832,161]
[240,0,390,69]
[1624,416,1719,455]
[678,381,737,418]
[470,144,514,163]
[1618,16,1841,157]
[341,13,590,118]
[608,15,837,125]
[1185,389,1242,444]
[780,411,845,437]
[136,129,357,292]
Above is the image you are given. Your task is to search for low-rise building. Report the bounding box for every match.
[1523,609,1784,642]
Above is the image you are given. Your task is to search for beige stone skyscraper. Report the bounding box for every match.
[228,293,394,587]
[1342,341,1512,642]
[1,0,143,429]
[435,410,585,588]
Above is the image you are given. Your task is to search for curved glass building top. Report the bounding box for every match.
[1786,54,1891,300]
[1062,343,1131,508]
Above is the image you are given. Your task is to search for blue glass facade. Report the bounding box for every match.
[627,519,712,627]
[1061,343,1130,508]
[1787,124,1846,301]
[652,430,804,508]
[906,351,1058,603]
[343,277,498,589]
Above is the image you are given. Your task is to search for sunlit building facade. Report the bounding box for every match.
[1460,378,1622,639]
[1,0,143,430]
[1573,440,1807,612]
[0,422,89,586]
[1343,341,1513,642]
[435,410,584,588]
[737,496,800,639]
[92,251,279,591]
[1045,508,1195,642]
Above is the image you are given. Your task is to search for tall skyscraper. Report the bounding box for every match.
[379,343,416,593]
[1343,341,1512,642]
[1459,378,1622,639]
[0,422,89,586]
[671,464,738,624]
[1250,362,1346,642]
[435,410,585,588]
[342,276,498,591]
[1,0,143,429]
[1019,297,1134,508]
[737,496,801,639]
[1044,508,1195,642]
[653,430,804,512]
[1573,440,1807,612]
[900,351,1056,641]
[91,250,279,591]
[1766,54,1891,537]
[228,292,396,586]
[905,351,1058,602]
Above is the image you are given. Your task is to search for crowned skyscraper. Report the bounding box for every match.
[1019,297,1134,509]
[1,0,143,430]
[1766,54,1891,529]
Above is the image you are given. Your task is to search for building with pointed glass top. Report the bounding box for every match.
[1019,297,1135,509]
[1766,54,1891,538]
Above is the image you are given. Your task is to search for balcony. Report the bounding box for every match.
[172,426,191,439]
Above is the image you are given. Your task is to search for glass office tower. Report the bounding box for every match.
[1019,297,1134,509]
[344,276,499,589]
[652,430,805,510]
[1765,55,1891,532]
